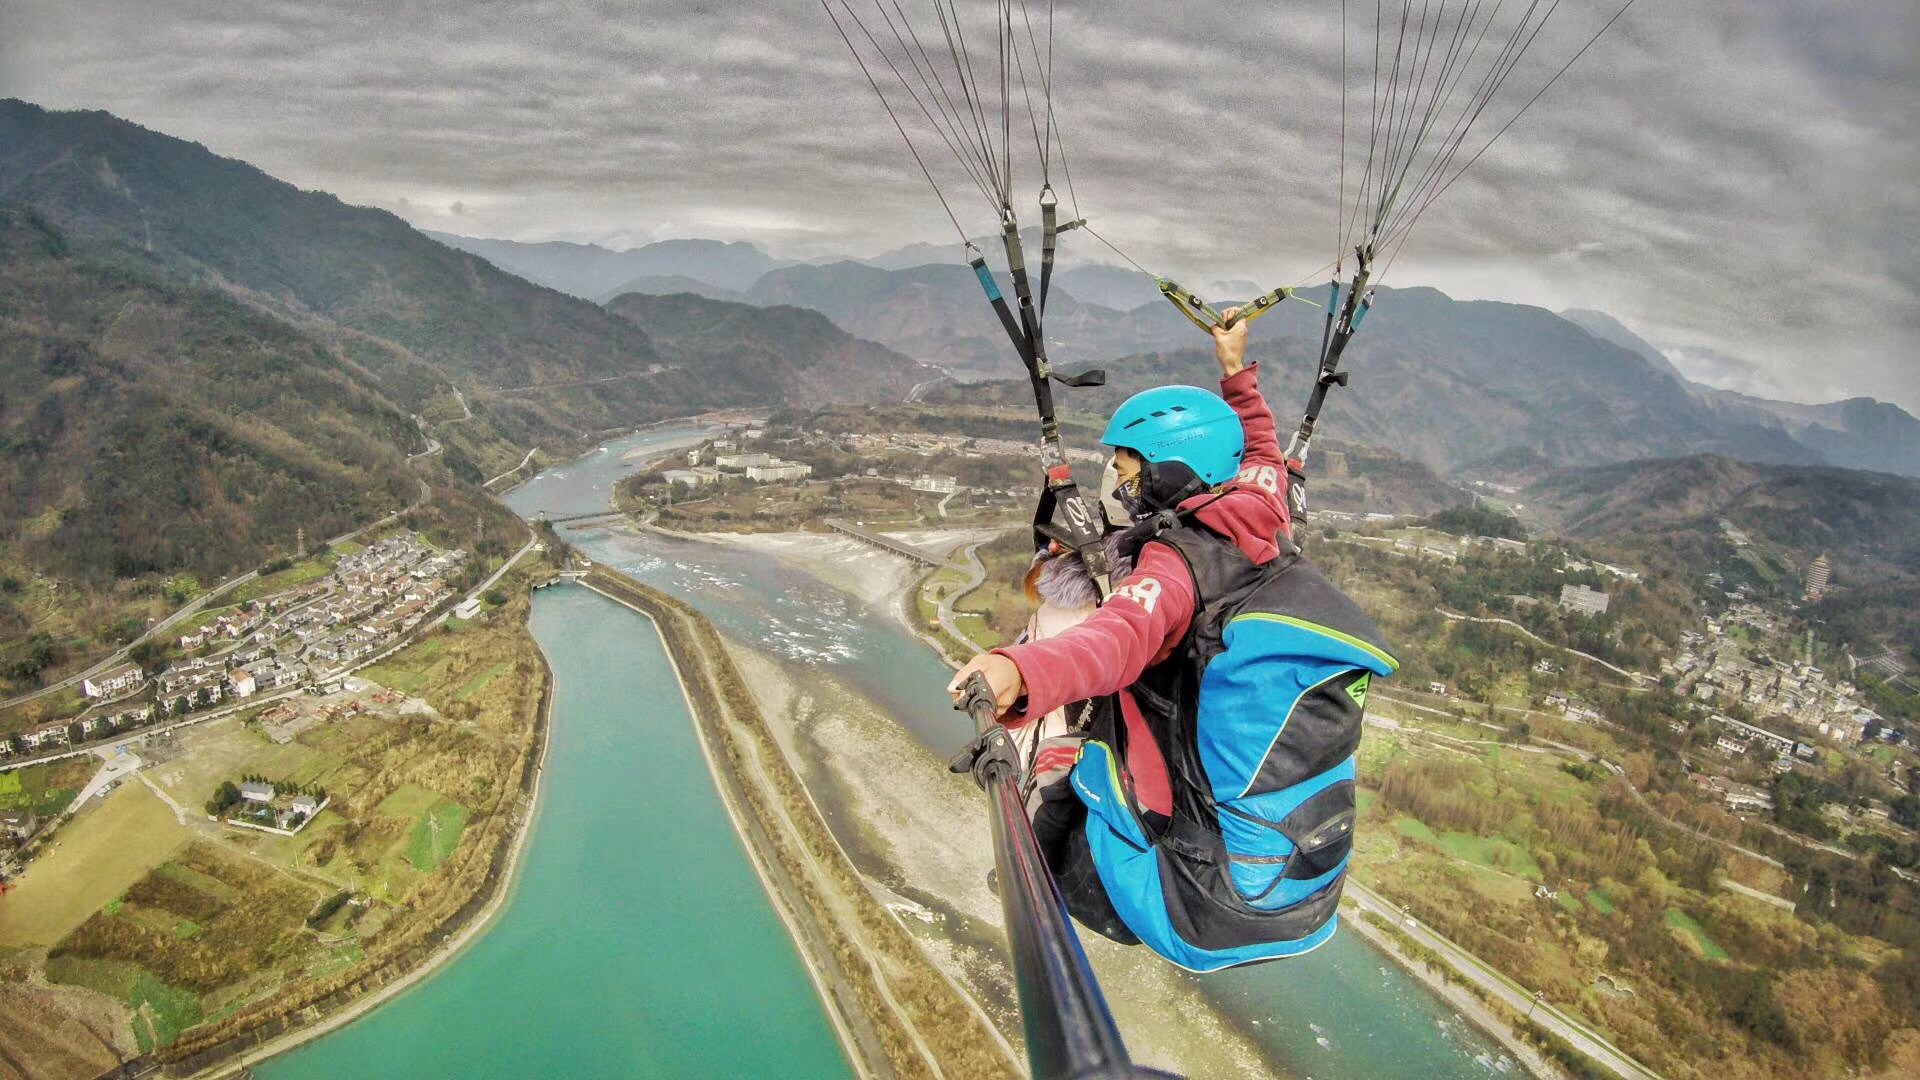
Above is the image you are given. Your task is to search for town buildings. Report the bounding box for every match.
[746,461,813,482]
[3,532,469,762]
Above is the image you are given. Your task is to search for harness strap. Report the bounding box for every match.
[1285,247,1373,466]
[1038,185,1058,315]
[997,211,1113,601]
[969,253,1035,368]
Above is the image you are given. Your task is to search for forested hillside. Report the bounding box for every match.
[0,100,947,693]
[0,209,419,581]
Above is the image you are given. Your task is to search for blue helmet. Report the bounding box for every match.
[1102,386,1244,509]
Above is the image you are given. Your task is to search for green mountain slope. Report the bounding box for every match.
[1525,455,1920,666]
[0,207,418,604]
[0,100,698,446]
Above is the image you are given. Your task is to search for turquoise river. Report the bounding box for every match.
[264,424,1518,1078]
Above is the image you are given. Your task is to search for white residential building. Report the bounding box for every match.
[82,663,144,700]
[908,474,958,494]
[746,461,812,482]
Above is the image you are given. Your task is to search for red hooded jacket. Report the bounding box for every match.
[994,364,1291,815]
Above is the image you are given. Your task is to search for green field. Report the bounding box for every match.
[44,954,204,1053]
[1663,907,1728,960]
[1557,890,1583,913]
[360,633,457,695]
[1586,888,1617,914]
[155,861,241,904]
[373,783,470,876]
[307,941,366,980]
[455,661,511,702]
[0,753,90,810]
[128,969,205,1052]
[1392,815,1542,878]
[231,557,335,605]
[405,798,470,871]
[1394,817,1439,844]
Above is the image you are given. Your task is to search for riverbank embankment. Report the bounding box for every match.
[580,566,1021,1080]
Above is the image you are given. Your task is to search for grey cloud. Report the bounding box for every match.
[1,0,1914,411]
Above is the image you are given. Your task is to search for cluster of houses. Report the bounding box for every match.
[6,703,156,755]
[1707,713,1821,771]
[1,533,468,762]
[1664,609,1879,744]
[1689,773,1776,814]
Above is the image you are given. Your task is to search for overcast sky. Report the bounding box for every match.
[3,1,1915,411]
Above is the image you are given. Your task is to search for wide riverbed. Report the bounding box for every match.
[271,423,1517,1077]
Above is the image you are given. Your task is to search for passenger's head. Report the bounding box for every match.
[1100,386,1244,520]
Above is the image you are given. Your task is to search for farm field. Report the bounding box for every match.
[144,717,353,817]
[47,841,322,1053]
[0,756,96,818]
[0,783,190,946]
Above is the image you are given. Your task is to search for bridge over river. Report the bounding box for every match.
[821,519,945,568]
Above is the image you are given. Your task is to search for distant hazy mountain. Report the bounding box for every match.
[861,238,959,271]
[595,273,746,304]
[1557,308,1692,385]
[1052,264,1161,312]
[754,255,1919,479]
[1559,308,1920,478]
[429,232,792,298]
[747,259,1199,379]
[605,292,935,405]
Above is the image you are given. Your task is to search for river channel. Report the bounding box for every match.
[270,424,1516,1078]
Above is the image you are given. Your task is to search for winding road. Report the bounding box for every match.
[934,540,990,650]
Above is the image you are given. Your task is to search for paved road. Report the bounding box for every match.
[70,746,144,807]
[935,540,990,650]
[1435,608,1649,684]
[1346,879,1662,1080]
[484,446,540,489]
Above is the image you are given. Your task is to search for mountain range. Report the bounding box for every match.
[0,99,930,606]
[1523,454,1920,663]
[426,232,789,302]
[433,228,1920,481]
[2,95,1916,674]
